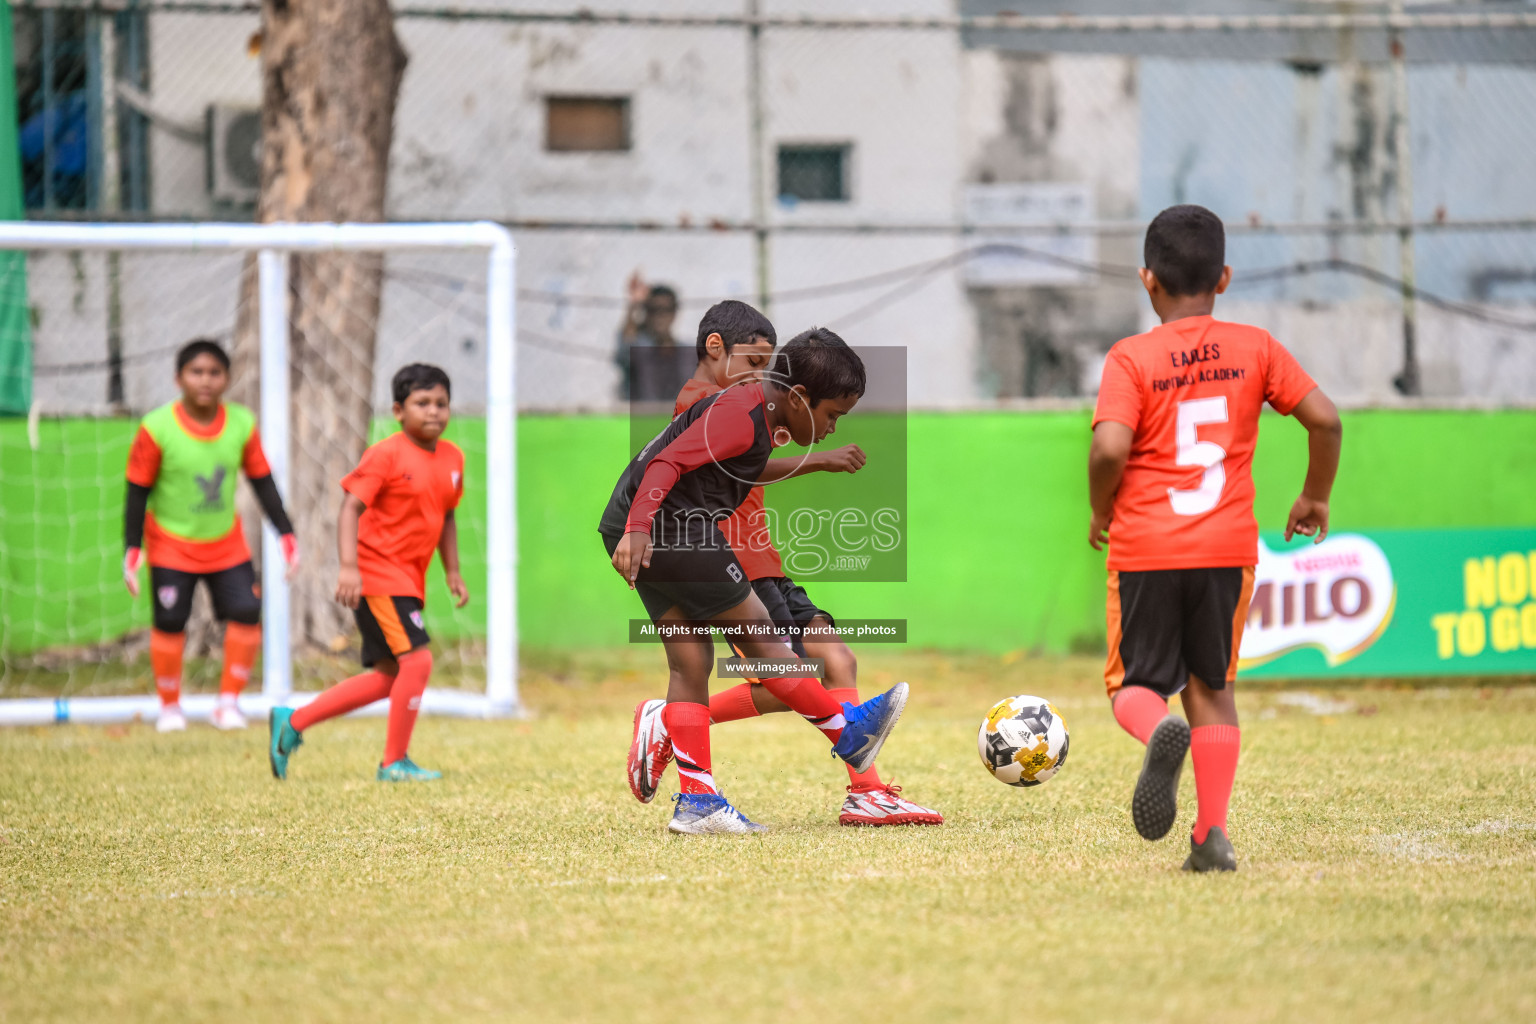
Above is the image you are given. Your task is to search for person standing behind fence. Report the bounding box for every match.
[615,270,683,402]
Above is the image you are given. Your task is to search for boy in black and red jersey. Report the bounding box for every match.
[1088,205,1343,871]
[626,316,941,827]
[600,302,910,835]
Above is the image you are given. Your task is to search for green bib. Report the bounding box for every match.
[141,402,256,540]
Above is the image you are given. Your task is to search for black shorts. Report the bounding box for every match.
[602,524,752,623]
[355,595,431,667]
[150,562,261,633]
[743,577,834,657]
[1105,567,1255,699]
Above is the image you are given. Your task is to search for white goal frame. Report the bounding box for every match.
[0,221,520,725]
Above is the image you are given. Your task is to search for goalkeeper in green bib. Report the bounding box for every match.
[123,340,300,732]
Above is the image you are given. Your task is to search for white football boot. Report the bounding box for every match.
[667,793,769,835]
[211,699,248,731]
[156,703,187,733]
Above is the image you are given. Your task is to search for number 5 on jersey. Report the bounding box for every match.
[1169,396,1228,516]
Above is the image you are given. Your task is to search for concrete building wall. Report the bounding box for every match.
[962,50,1142,398]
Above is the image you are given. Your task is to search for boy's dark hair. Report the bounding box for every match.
[695,299,776,360]
[175,338,230,373]
[646,285,678,311]
[1144,204,1226,297]
[392,363,452,404]
[770,327,866,405]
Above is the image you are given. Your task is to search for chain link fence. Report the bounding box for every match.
[8,1,1536,415]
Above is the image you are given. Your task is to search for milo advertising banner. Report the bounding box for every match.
[1239,528,1536,679]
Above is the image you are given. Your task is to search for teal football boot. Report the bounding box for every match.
[268,707,304,781]
[377,757,442,782]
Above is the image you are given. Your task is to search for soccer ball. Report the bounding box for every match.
[977,695,1070,787]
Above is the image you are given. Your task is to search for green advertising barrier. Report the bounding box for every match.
[1240,529,1536,679]
[3,410,1535,672]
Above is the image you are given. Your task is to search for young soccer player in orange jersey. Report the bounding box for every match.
[628,320,941,826]
[122,339,300,733]
[268,364,468,782]
[1088,205,1342,871]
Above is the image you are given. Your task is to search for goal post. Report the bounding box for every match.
[0,221,520,725]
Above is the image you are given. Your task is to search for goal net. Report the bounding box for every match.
[0,222,518,725]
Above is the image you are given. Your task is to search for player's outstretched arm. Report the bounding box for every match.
[122,483,150,598]
[242,429,300,578]
[122,425,161,597]
[1285,388,1343,544]
[755,443,866,485]
[334,492,366,609]
[249,475,301,579]
[439,510,469,608]
[1087,421,1133,550]
[615,395,753,588]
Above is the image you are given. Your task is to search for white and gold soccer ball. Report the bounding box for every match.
[977,695,1070,787]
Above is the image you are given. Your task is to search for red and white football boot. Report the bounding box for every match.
[627,698,673,803]
[838,782,944,826]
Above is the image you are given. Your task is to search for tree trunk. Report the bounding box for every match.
[231,0,407,652]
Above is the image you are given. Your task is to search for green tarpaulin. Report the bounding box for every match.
[1,3,32,415]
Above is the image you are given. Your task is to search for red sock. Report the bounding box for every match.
[1191,724,1241,844]
[290,668,395,732]
[828,687,882,788]
[758,671,845,743]
[220,622,261,698]
[150,629,184,706]
[1112,685,1168,745]
[709,683,761,724]
[382,649,432,765]
[663,701,717,794]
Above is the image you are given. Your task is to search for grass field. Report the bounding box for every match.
[2,649,1534,1023]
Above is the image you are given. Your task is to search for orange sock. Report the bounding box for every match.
[290,669,395,732]
[828,687,882,788]
[709,683,761,724]
[1112,685,1168,745]
[1191,724,1241,844]
[150,629,184,707]
[220,622,261,698]
[382,650,433,764]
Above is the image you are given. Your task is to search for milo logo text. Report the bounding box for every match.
[1239,535,1396,669]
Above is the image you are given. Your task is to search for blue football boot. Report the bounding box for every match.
[832,681,909,775]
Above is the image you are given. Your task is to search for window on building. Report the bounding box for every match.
[545,97,631,152]
[11,8,152,213]
[777,144,850,203]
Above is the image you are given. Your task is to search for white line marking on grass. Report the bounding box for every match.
[1368,820,1536,862]
[530,874,671,889]
[1275,692,1356,715]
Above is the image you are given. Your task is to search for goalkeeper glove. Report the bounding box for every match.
[280,534,301,580]
[123,547,143,597]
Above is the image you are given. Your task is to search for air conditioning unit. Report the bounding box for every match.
[206,104,262,206]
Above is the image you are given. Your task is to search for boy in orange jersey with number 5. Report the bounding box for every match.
[268,363,468,782]
[1088,205,1342,871]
